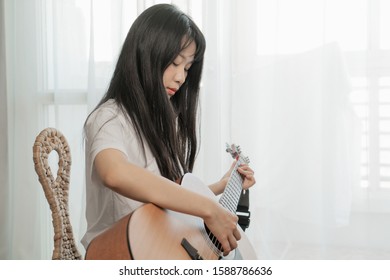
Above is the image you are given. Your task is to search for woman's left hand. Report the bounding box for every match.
[236,163,256,190]
[210,161,256,195]
[221,161,256,189]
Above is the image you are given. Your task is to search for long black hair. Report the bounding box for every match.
[86,4,206,181]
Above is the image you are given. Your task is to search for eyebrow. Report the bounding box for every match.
[179,54,195,63]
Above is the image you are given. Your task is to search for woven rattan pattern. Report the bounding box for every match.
[33,128,82,260]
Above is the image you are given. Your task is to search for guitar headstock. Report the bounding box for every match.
[225,143,250,164]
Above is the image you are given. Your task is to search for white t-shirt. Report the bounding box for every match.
[81,99,161,249]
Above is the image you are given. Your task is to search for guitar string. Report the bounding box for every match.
[199,221,220,257]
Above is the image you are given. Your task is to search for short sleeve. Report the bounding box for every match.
[85,105,129,165]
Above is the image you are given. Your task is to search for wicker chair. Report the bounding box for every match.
[33,127,82,260]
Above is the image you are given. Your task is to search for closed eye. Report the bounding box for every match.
[185,63,193,72]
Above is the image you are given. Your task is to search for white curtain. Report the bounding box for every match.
[200,0,389,259]
[0,0,9,260]
[2,0,390,260]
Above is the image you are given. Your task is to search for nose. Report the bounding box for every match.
[174,68,186,86]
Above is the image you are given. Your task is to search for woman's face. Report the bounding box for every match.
[163,40,196,98]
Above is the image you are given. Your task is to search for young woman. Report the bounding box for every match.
[81,3,255,257]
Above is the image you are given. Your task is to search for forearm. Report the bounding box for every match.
[208,178,228,195]
[114,163,216,218]
[96,149,216,220]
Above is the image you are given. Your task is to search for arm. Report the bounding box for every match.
[94,148,240,255]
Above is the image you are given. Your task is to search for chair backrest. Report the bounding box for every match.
[33,127,82,260]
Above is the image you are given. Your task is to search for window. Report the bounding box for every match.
[347,0,390,195]
[256,0,390,206]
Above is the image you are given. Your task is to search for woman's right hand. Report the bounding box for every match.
[203,202,241,256]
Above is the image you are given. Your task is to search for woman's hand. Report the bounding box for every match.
[203,202,241,256]
[209,161,256,195]
[237,163,256,190]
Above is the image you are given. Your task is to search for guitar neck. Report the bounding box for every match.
[218,158,245,212]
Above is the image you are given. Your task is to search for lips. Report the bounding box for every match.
[167,87,177,96]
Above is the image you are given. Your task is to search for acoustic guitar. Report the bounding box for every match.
[85,144,257,260]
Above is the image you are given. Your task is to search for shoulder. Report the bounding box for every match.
[86,99,125,127]
[85,99,130,138]
[88,99,120,122]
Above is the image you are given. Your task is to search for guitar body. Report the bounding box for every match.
[85,173,257,260]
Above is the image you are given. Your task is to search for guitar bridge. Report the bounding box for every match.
[181,238,204,260]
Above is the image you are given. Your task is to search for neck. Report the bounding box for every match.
[219,158,244,212]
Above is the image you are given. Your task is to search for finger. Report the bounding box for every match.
[228,234,238,251]
[240,172,255,181]
[238,167,255,177]
[221,239,231,256]
[222,237,237,257]
[243,176,256,189]
[233,227,241,241]
[244,174,255,181]
[243,179,256,189]
[245,167,255,175]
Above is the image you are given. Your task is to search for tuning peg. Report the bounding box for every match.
[225,143,232,154]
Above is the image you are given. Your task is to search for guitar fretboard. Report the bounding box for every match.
[218,157,245,212]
